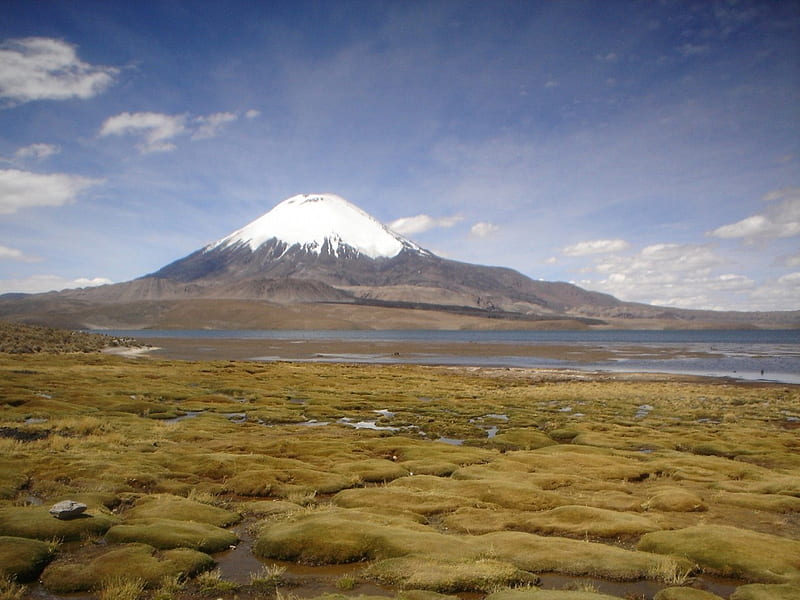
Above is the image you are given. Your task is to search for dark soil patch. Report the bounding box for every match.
[0,426,49,441]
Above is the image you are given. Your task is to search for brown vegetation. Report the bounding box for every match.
[0,322,139,354]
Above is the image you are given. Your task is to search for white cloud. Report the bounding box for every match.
[470,222,499,238]
[571,239,800,311]
[563,239,629,256]
[0,169,102,214]
[709,187,800,241]
[192,112,238,140]
[0,37,117,106]
[748,272,800,311]
[100,110,249,152]
[0,274,112,294]
[783,252,800,268]
[245,109,261,119]
[99,111,187,153]
[0,244,39,262]
[14,143,60,160]
[575,243,754,309]
[777,272,800,285]
[389,213,462,235]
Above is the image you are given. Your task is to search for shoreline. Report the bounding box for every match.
[113,336,800,385]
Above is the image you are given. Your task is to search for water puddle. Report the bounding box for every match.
[162,410,204,423]
[296,419,330,427]
[225,412,248,424]
[469,413,509,438]
[214,521,265,584]
[437,436,464,445]
[338,417,399,431]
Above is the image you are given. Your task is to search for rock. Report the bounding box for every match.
[49,500,87,520]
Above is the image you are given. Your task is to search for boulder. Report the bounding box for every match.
[49,500,87,520]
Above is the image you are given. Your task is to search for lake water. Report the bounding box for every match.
[99,329,800,384]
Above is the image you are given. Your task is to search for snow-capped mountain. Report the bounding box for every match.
[146,193,619,315]
[208,193,427,259]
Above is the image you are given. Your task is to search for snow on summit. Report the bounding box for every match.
[210,193,421,259]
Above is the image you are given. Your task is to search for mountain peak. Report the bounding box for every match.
[208,193,425,259]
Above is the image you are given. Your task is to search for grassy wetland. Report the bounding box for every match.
[0,330,798,600]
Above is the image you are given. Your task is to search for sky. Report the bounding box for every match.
[1,0,798,312]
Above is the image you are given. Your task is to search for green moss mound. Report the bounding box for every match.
[485,588,625,600]
[0,536,53,581]
[254,506,685,583]
[643,488,707,512]
[333,459,409,482]
[654,588,725,600]
[399,459,459,477]
[482,530,693,581]
[638,525,800,583]
[486,429,557,451]
[0,505,116,541]
[307,595,459,600]
[0,459,28,500]
[254,508,463,564]
[224,467,354,497]
[389,474,566,512]
[106,518,237,553]
[399,592,461,600]
[443,505,660,537]
[333,486,468,516]
[716,491,800,513]
[124,493,241,527]
[730,583,800,600]
[366,556,538,592]
[41,542,213,592]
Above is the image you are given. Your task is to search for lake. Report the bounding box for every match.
[98,329,800,384]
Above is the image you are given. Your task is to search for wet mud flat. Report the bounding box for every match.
[138,336,717,364]
[0,353,798,600]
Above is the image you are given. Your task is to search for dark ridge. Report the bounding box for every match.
[343,297,606,325]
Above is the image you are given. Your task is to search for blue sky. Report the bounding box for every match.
[1,0,798,311]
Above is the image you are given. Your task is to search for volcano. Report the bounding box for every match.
[1,194,797,329]
[145,193,621,318]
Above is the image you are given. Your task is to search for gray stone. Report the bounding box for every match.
[49,500,88,520]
